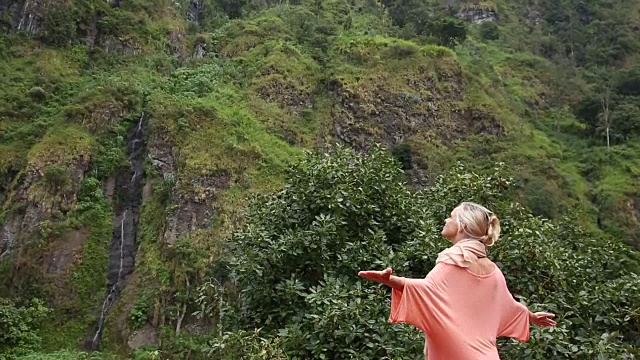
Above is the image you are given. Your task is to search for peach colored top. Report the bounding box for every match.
[389,263,530,359]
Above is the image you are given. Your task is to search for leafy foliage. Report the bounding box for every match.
[17,350,118,360]
[479,21,499,40]
[204,329,288,359]
[43,165,70,193]
[208,145,427,359]
[0,299,49,360]
[202,147,640,359]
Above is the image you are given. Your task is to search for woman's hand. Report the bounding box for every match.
[358,267,393,284]
[529,312,556,327]
[358,267,405,290]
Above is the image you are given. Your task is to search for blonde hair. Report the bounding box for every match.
[456,202,501,246]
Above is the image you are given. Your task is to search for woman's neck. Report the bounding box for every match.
[451,236,474,244]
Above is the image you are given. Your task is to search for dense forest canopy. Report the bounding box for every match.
[0,0,639,359]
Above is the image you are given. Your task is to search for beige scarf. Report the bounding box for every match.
[435,238,487,268]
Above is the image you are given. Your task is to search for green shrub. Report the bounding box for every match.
[391,142,413,170]
[41,6,76,46]
[479,21,500,40]
[129,295,152,330]
[204,146,639,359]
[213,144,427,359]
[27,88,47,102]
[389,42,419,58]
[0,298,49,359]
[205,329,288,360]
[17,350,117,359]
[43,165,70,193]
[428,17,468,47]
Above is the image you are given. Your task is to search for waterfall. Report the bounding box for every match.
[17,0,31,31]
[86,113,146,351]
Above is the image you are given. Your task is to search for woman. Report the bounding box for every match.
[358,202,556,359]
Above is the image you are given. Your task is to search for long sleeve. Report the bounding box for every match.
[389,263,449,334]
[498,298,531,342]
[389,278,432,332]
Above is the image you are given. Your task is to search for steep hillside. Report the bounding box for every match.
[0,0,639,359]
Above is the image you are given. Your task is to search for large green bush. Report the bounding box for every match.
[200,146,639,359]
[0,299,49,360]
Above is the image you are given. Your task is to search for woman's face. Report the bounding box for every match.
[441,207,461,241]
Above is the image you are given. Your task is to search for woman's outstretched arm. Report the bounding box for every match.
[358,267,405,290]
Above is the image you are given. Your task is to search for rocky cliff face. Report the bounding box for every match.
[187,0,202,24]
[0,0,47,34]
[146,121,230,247]
[329,70,466,151]
[0,0,227,351]
[0,0,200,58]
[457,5,497,24]
[256,79,314,118]
[1,154,90,261]
[162,173,228,245]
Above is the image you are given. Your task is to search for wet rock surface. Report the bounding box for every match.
[87,114,147,351]
[457,6,498,24]
[187,0,202,24]
[0,0,46,34]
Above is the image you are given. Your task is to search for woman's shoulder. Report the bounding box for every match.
[421,262,456,285]
[436,260,503,279]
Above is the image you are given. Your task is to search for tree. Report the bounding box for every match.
[381,0,453,38]
[576,67,625,146]
[428,17,468,47]
[611,102,640,140]
[616,66,640,96]
[0,299,49,359]
[216,0,248,19]
[41,5,77,46]
[540,0,585,63]
[218,144,431,358]
[479,21,499,40]
[598,82,612,152]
